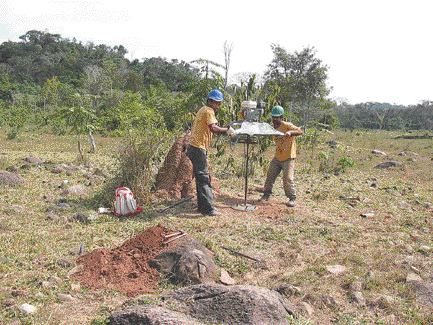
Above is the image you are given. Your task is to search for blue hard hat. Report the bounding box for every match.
[207,89,224,102]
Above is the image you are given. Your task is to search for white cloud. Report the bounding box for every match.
[1,0,432,104]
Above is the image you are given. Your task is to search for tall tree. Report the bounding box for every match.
[265,45,330,129]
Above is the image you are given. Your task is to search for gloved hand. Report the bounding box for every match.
[226,126,236,137]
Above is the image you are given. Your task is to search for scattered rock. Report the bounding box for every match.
[361,212,375,218]
[67,264,84,278]
[419,245,431,255]
[372,149,387,156]
[57,201,71,210]
[351,291,366,306]
[35,292,45,299]
[425,202,433,210]
[321,294,339,308]
[71,283,81,292]
[24,156,43,165]
[275,284,302,297]
[59,180,69,189]
[299,301,314,316]
[58,293,75,302]
[150,238,217,285]
[11,289,28,297]
[398,151,407,156]
[220,268,235,285]
[406,272,422,283]
[41,281,54,289]
[48,276,62,285]
[0,170,24,186]
[110,305,203,325]
[326,264,346,275]
[57,258,74,268]
[164,284,294,324]
[374,295,394,309]
[374,161,402,169]
[69,212,98,223]
[2,298,15,307]
[409,280,433,308]
[19,303,37,315]
[63,184,87,197]
[51,165,66,174]
[349,280,363,292]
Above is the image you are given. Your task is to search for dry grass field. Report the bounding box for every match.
[0,129,432,324]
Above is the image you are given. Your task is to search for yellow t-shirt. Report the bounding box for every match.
[274,121,301,161]
[189,106,218,150]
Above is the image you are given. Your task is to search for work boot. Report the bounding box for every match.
[286,199,296,207]
[259,194,270,202]
[202,209,221,216]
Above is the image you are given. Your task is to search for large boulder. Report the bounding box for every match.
[109,305,204,325]
[163,284,294,325]
[149,238,217,285]
[374,161,402,169]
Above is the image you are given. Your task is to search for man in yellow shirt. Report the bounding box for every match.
[260,105,303,207]
[187,89,234,216]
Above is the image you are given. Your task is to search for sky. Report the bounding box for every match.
[1,0,432,105]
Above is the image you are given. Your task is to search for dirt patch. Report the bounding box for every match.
[154,134,220,201]
[72,225,181,296]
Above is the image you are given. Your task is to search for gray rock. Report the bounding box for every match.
[351,291,366,306]
[19,303,37,315]
[109,305,204,325]
[69,213,89,223]
[321,294,339,308]
[0,170,24,186]
[349,280,363,292]
[374,295,394,309]
[51,165,67,174]
[361,212,375,218]
[326,264,346,275]
[409,281,433,308]
[149,238,217,285]
[275,284,302,297]
[164,284,294,325]
[24,156,43,165]
[406,273,422,283]
[220,268,235,285]
[372,149,387,156]
[57,293,75,302]
[63,185,87,197]
[374,161,402,169]
[299,301,314,316]
[57,258,73,268]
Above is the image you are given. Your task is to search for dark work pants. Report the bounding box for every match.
[186,145,214,213]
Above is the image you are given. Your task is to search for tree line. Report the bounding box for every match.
[0,30,431,144]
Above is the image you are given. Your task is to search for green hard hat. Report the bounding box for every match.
[271,105,284,117]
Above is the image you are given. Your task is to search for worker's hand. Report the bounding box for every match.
[285,131,292,137]
[227,126,236,137]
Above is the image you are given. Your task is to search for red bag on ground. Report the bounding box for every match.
[113,187,143,217]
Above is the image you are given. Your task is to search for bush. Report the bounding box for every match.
[337,156,355,172]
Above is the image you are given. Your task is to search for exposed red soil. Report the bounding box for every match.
[154,134,220,201]
[72,225,180,296]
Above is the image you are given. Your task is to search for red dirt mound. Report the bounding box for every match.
[154,134,220,201]
[72,225,180,296]
[155,134,194,200]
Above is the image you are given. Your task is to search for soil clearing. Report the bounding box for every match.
[73,225,182,296]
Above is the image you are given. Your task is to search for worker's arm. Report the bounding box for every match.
[285,128,303,137]
[209,123,229,134]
